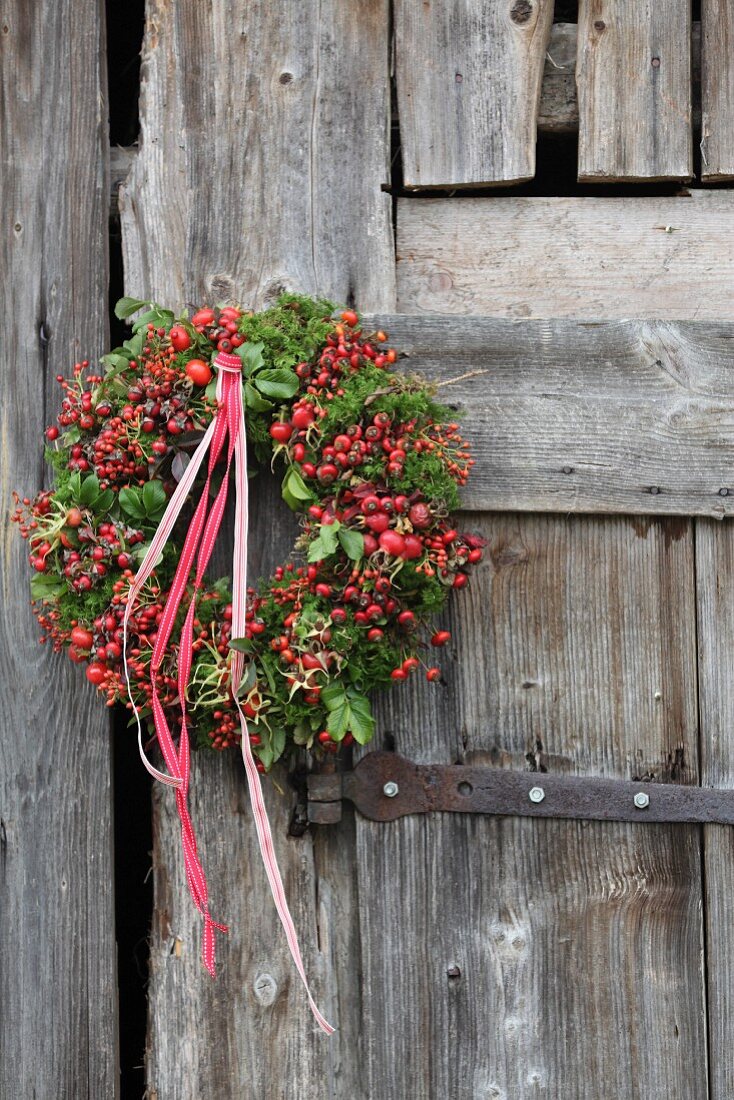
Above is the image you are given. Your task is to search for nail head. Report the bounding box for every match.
[528,786,545,804]
[383,781,399,798]
[634,791,650,809]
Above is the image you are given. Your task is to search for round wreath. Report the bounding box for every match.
[13,294,483,770]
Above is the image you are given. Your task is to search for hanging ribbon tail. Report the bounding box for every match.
[228,356,335,1035]
[123,349,333,1029]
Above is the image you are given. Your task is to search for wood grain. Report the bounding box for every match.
[394,0,554,187]
[577,0,692,181]
[540,22,701,135]
[397,193,734,319]
[120,0,394,312]
[358,513,706,1099]
[0,0,118,1096]
[362,314,734,518]
[694,520,734,1099]
[701,0,734,180]
[120,1,394,1093]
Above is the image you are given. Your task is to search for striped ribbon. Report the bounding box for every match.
[123,350,334,1034]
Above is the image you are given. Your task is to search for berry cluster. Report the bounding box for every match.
[14,294,483,770]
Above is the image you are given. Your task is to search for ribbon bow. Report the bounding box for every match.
[123,350,333,1034]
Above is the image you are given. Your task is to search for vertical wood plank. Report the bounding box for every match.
[701,0,734,180]
[120,0,394,312]
[577,0,692,181]
[358,514,707,1099]
[394,0,554,187]
[695,520,734,1098]
[0,1,118,1096]
[120,2,393,1096]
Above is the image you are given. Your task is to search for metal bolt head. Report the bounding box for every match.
[383,781,399,799]
[634,791,650,809]
[528,786,545,804]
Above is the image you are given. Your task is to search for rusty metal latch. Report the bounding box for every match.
[307,751,734,826]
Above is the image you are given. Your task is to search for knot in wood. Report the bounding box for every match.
[253,972,279,1006]
[509,0,533,24]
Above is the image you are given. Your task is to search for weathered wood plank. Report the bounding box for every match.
[694,520,734,1098]
[121,1,394,1095]
[540,22,701,135]
[576,0,692,181]
[0,1,118,1096]
[358,512,706,1099]
[120,0,394,312]
[397,193,734,319]
[362,314,734,518]
[394,0,554,187]
[701,0,734,180]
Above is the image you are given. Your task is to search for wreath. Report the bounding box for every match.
[13,295,483,771]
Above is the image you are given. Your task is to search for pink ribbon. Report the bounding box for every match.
[123,351,334,1034]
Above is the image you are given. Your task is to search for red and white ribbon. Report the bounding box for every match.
[123,350,334,1034]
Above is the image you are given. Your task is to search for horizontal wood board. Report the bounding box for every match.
[397,194,734,319]
[364,314,734,518]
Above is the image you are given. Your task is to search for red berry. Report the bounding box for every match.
[367,627,383,642]
[292,406,314,429]
[398,610,415,628]
[431,630,451,647]
[341,309,358,327]
[318,730,333,744]
[270,422,293,443]
[409,502,431,529]
[401,535,423,560]
[192,308,216,327]
[169,325,191,352]
[46,426,59,441]
[378,530,406,557]
[426,667,441,682]
[185,359,212,387]
[452,573,468,589]
[365,512,390,534]
[317,464,338,485]
[390,668,407,681]
[66,507,83,528]
[86,662,107,686]
[469,548,483,563]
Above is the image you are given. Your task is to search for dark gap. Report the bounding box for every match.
[107,0,144,147]
[397,132,692,199]
[554,0,577,21]
[106,0,148,1097]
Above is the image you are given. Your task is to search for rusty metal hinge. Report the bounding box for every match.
[307,751,734,826]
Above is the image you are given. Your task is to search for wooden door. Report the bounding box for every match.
[7,2,734,1098]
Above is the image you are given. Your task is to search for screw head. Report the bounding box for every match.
[383,781,399,798]
[528,786,545,804]
[634,791,650,809]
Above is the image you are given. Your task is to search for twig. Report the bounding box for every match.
[435,368,491,388]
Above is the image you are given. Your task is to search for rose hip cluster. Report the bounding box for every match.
[15,295,483,768]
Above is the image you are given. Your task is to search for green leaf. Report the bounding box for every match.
[142,479,167,516]
[319,521,340,555]
[271,727,287,762]
[101,352,131,372]
[244,381,274,412]
[321,681,347,710]
[235,662,257,698]
[79,475,101,505]
[326,700,350,740]
[338,527,363,561]
[63,426,81,445]
[205,376,218,404]
[346,692,374,744]
[236,341,265,377]
[30,573,66,600]
[94,489,115,514]
[282,467,313,511]
[254,369,300,400]
[114,296,149,320]
[119,487,146,521]
[307,535,326,563]
[228,636,253,653]
[68,471,82,500]
[123,331,145,357]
